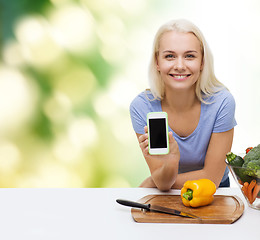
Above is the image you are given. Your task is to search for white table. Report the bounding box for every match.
[0,188,258,240]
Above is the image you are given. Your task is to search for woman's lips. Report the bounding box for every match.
[169,74,191,81]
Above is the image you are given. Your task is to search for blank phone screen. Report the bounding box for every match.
[149,118,167,148]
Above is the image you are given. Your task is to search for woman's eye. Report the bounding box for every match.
[165,54,174,59]
[186,54,195,59]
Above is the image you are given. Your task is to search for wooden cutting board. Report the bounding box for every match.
[131,194,244,224]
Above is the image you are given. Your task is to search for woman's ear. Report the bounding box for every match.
[156,55,160,71]
[200,58,204,71]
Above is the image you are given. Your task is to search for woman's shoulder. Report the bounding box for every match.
[216,88,234,98]
[130,90,160,109]
[129,90,161,133]
[202,88,236,120]
[204,88,235,104]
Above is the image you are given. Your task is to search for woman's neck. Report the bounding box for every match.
[162,88,199,113]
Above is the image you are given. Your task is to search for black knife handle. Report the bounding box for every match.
[116,199,150,210]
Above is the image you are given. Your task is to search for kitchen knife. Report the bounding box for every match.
[116,199,200,219]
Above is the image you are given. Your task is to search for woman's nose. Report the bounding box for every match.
[174,57,186,71]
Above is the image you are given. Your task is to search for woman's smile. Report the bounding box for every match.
[169,74,192,81]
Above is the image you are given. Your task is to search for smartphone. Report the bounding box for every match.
[147,112,169,155]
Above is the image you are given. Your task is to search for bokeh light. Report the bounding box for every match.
[0,66,37,134]
[15,15,63,68]
[49,4,94,53]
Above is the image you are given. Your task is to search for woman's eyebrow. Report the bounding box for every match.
[162,50,175,53]
[162,50,198,53]
[185,50,198,53]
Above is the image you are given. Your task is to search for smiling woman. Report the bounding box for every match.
[130,19,237,191]
[156,31,203,92]
[149,19,223,103]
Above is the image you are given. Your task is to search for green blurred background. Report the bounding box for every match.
[0,0,259,187]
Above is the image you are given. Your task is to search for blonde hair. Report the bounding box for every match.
[148,19,225,102]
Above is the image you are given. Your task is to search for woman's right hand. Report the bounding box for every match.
[139,126,179,161]
[137,126,180,191]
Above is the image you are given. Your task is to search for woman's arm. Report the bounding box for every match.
[171,128,234,189]
[139,128,234,190]
[136,126,180,191]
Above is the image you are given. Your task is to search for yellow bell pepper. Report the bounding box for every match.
[181,179,216,207]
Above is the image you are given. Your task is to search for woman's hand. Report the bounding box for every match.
[139,126,179,162]
[136,126,180,191]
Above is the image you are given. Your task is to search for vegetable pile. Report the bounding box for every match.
[226,144,260,204]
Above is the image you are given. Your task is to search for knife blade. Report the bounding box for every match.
[116,199,200,219]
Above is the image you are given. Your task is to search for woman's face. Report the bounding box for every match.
[156,31,203,92]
